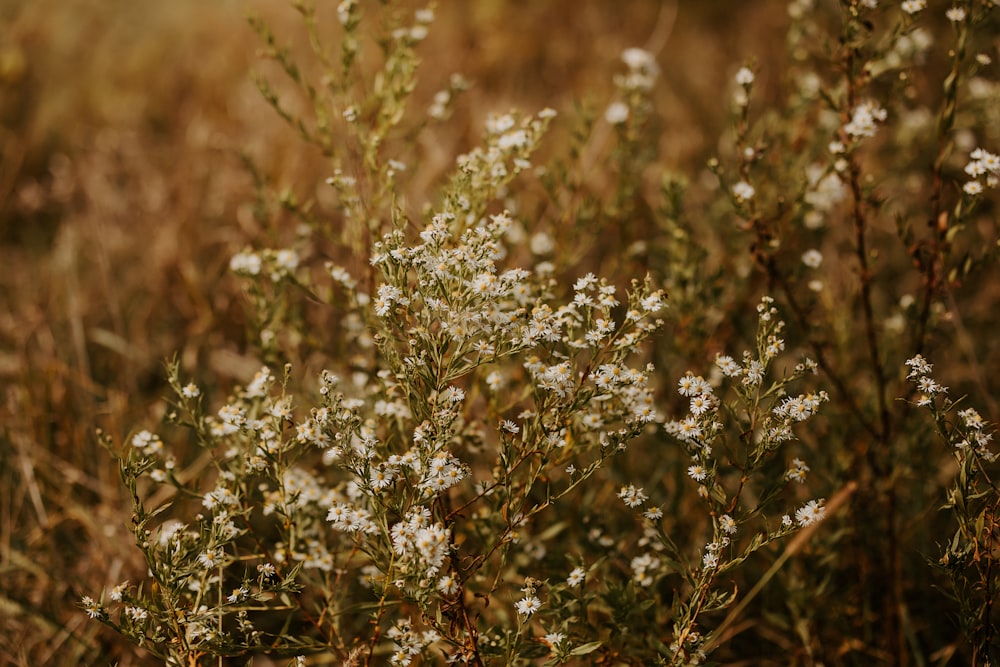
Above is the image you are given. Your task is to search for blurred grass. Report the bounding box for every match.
[0,0,830,664]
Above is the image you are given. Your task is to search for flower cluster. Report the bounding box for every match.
[906,355,996,462]
[905,354,948,405]
[617,47,659,92]
[229,247,300,281]
[606,46,660,125]
[962,147,1000,196]
[389,509,452,582]
[844,100,888,139]
[658,296,828,634]
[387,618,440,666]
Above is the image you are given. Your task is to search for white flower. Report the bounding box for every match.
[81,596,103,619]
[273,249,299,274]
[795,499,827,527]
[732,181,755,202]
[801,249,823,269]
[501,420,520,434]
[497,129,529,151]
[687,464,708,481]
[785,457,810,483]
[604,101,630,125]
[946,7,966,21]
[567,566,586,586]
[689,393,714,416]
[618,484,648,508]
[902,0,926,14]
[530,231,555,255]
[198,548,225,569]
[844,101,887,138]
[677,373,711,397]
[337,0,356,25]
[227,585,248,603]
[622,47,656,71]
[230,251,262,275]
[125,605,148,622]
[110,581,129,602]
[735,66,755,85]
[544,632,566,647]
[630,553,660,586]
[715,354,742,377]
[618,47,659,90]
[905,354,933,377]
[515,595,541,616]
[438,574,459,595]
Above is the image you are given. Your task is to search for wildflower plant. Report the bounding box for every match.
[905,355,999,664]
[85,3,674,663]
[653,296,830,665]
[76,0,1000,665]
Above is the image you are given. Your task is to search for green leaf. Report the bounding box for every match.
[570,641,603,656]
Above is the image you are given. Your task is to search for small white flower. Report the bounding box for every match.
[617,484,648,508]
[732,181,756,202]
[81,596,103,619]
[622,47,656,72]
[687,464,708,481]
[801,249,823,269]
[230,251,262,276]
[515,595,542,616]
[604,101,630,125]
[501,420,520,434]
[795,499,827,527]
[715,354,742,377]
[902,0,926,14]
[110,581,129,602]
[735,66,755,85]
[438,574,459,595]
[964,181,983,196]
[844,101,887,138]
[544,632,566,647]
[125,605,148,622]
[198,548,224,569]
[530,231,555,255]
[227,585,248,603]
